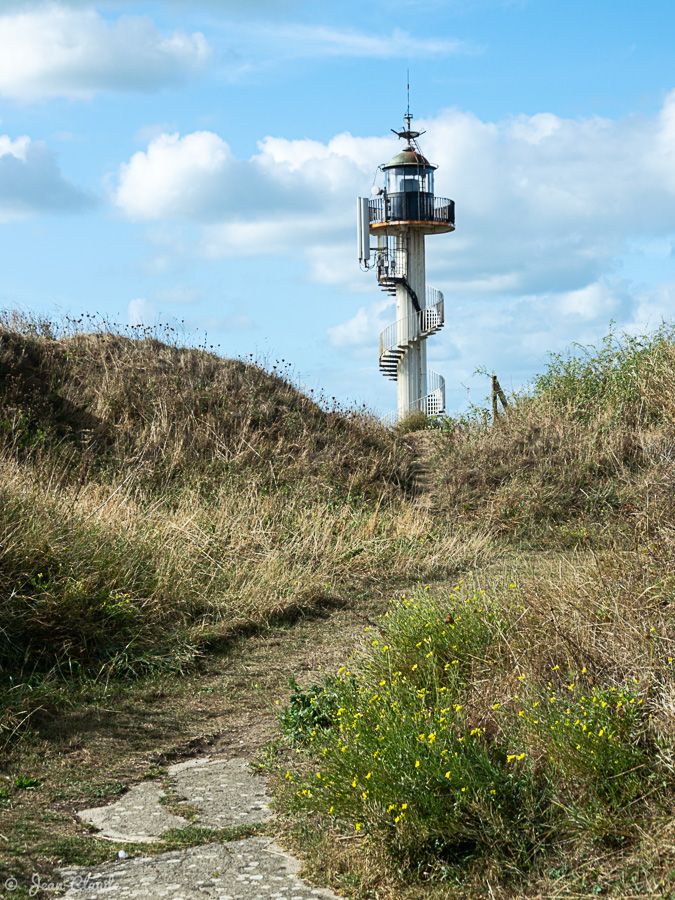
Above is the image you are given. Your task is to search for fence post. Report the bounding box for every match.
[491,374,508,423]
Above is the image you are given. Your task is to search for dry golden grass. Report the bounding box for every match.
[0,315,489,745]
[432,328,675,548]
[3,316,675,898]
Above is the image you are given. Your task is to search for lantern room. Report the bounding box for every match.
[364,113,455,235]
[383,146,435,195]
[382,145,436,223]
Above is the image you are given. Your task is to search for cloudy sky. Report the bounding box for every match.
[1,0,674,415]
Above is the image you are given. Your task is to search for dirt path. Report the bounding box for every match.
[0,587,392,899]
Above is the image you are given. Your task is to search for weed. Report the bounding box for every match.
[282,574,674,887]
[14,776,39,790]
[279,676,341,744]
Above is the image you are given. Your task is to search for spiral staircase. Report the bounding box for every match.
[376,265,446,427]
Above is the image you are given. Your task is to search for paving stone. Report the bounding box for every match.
[71,757,338,898]
[55,839,340,899]
[78,782,190,843]
[169,758,273,828]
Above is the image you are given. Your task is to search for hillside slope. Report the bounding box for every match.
[0,316,483,735]
[1,317,674,899]
[278,326,675,899]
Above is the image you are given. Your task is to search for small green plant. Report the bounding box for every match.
[278,676,341,745]
[14,775,39,790]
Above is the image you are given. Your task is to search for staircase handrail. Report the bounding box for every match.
[378,291,444,359]
[381,369,446,427]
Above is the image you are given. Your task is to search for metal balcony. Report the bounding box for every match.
[369,194,455,227]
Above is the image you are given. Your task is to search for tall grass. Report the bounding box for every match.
[0,313,488,747]
[279,324,675,895]
[434,324,675,546]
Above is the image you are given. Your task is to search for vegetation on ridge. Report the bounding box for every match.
[1,313,674,898]
[276,325,675,898]
[0,312,483,747]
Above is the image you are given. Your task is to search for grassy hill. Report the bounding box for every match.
[275,326,675,899]
[1,313,674,898]
[0,313,482,741]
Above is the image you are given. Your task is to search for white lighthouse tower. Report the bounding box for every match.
[357,109,455,425]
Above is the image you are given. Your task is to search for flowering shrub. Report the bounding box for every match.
[283,584,674,872]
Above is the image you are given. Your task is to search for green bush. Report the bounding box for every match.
[284,585,674,874]
[530,324,675,425]
[279,676,341,744]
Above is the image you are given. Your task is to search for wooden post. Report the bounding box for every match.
[491,374,508,423]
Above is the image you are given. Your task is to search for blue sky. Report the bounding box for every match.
[1,0,674,416]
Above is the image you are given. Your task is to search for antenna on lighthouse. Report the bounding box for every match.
[405,70,412,134]
[392,74,425,144]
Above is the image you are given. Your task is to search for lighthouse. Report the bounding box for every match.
[357,109,455,425]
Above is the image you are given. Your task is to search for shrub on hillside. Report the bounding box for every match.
[283,564,675,884]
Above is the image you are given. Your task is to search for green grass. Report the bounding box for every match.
[278,571,674,893]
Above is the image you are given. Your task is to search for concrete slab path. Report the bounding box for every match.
[66,757,340,900]
[56,839,338,899]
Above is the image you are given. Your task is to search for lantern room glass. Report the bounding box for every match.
[385,166,434,195]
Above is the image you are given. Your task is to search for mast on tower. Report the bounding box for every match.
[356,106,455,426]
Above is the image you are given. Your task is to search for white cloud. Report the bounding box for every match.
[127,297,157,326]
[0,6,210,101]
[625,282,675,335]
[243,24,474,60]
[113,129,388,242]
[0,133,93,222]
[327,298,393,348]
[557,281,620,321]
[116,132,232,222]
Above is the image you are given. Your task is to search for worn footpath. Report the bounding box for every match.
[57,758,338,899]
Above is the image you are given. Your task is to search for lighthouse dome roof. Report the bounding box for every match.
[382,144,436,170]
